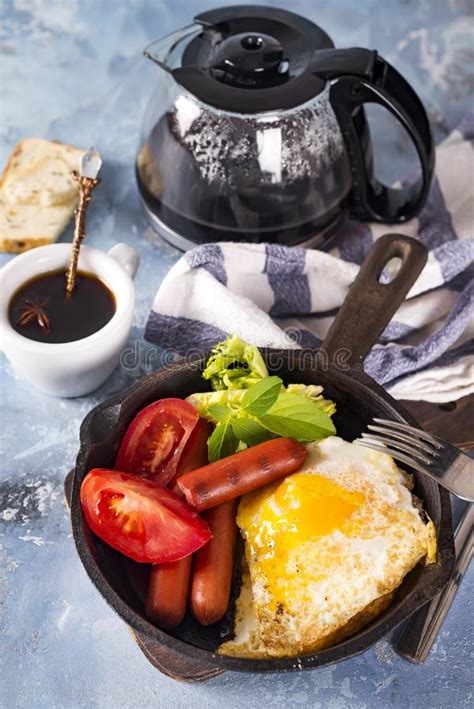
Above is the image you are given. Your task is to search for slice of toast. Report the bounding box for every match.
[0,138,86,253]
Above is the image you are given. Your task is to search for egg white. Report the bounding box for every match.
[219,437,436,659]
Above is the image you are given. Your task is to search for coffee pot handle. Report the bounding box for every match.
[312,48,434,223]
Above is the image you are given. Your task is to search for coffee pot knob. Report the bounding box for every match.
[207,32,288,85]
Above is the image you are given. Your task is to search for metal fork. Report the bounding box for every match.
[356,418,474,502]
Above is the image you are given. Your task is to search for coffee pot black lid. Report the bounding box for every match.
[175,5,334,113]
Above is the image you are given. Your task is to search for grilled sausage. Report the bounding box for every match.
[177,438,307,511]
[146,556,193,628]
[190,499,238,625]
[145,419,211,628]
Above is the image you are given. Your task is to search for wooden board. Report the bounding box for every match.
[401,393,474,452]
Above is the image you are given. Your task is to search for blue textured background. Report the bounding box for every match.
[0,1,473,707]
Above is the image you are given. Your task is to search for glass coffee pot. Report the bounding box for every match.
[137,5,434,249]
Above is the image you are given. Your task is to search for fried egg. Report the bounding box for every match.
[219,437,436,659]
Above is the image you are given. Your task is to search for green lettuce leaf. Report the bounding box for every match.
[187,381,336,425]
[186,390,246,421]
[286,383,336,416]
[202,335,268,391]
[190,336,337,459]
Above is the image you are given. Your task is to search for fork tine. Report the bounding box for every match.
[358,440,474,502]
[367,424,439,457]
[373,418,443,449]
[354,440,429,474]
[360,433,434,465]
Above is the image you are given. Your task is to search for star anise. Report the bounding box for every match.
[16,298,51,334]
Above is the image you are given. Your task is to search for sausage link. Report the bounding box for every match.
[145,555,193,628]
[190,499,238,626]
[177,438,307,511]
[145,418,211,628]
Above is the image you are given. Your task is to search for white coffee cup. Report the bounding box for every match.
[0,243,139,397]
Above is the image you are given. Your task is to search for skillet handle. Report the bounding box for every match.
[322,233,427,367]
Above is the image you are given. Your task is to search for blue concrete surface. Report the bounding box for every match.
[0,1,472,707]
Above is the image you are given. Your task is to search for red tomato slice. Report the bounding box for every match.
[80,469,212,564]
[115,398,199,485]
[173,418,211,481]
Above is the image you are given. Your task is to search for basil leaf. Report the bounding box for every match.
[206,404,233,421]
[232,417,274,447]
[258,393,336,441]
[241,376,282,416]
[207,420,239,462]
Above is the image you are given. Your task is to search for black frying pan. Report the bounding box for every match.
[70,233,455,674]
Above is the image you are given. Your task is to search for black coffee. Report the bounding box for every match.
[9,269,116,344]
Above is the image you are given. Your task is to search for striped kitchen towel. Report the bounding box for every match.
[145,120,474,403]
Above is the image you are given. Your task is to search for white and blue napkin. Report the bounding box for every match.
[145,120,474,403]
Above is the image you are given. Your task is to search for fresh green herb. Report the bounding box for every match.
[241,376,282,416]
[206,404,234,421]
[258,393,336,440]
[187,383,335,421]
[207,419,239,462]
[202,382,335,459]
[232,418,274,447]
[191,335,337,461]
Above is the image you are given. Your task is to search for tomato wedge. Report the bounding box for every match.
[80,469,212,563]
[115,398,199,485]
[172,418,212,482]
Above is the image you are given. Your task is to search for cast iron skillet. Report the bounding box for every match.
[71,233,455,674]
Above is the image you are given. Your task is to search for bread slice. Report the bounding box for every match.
[0,138,86,253]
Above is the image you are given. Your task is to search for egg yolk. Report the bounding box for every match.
[238,473,365,609]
